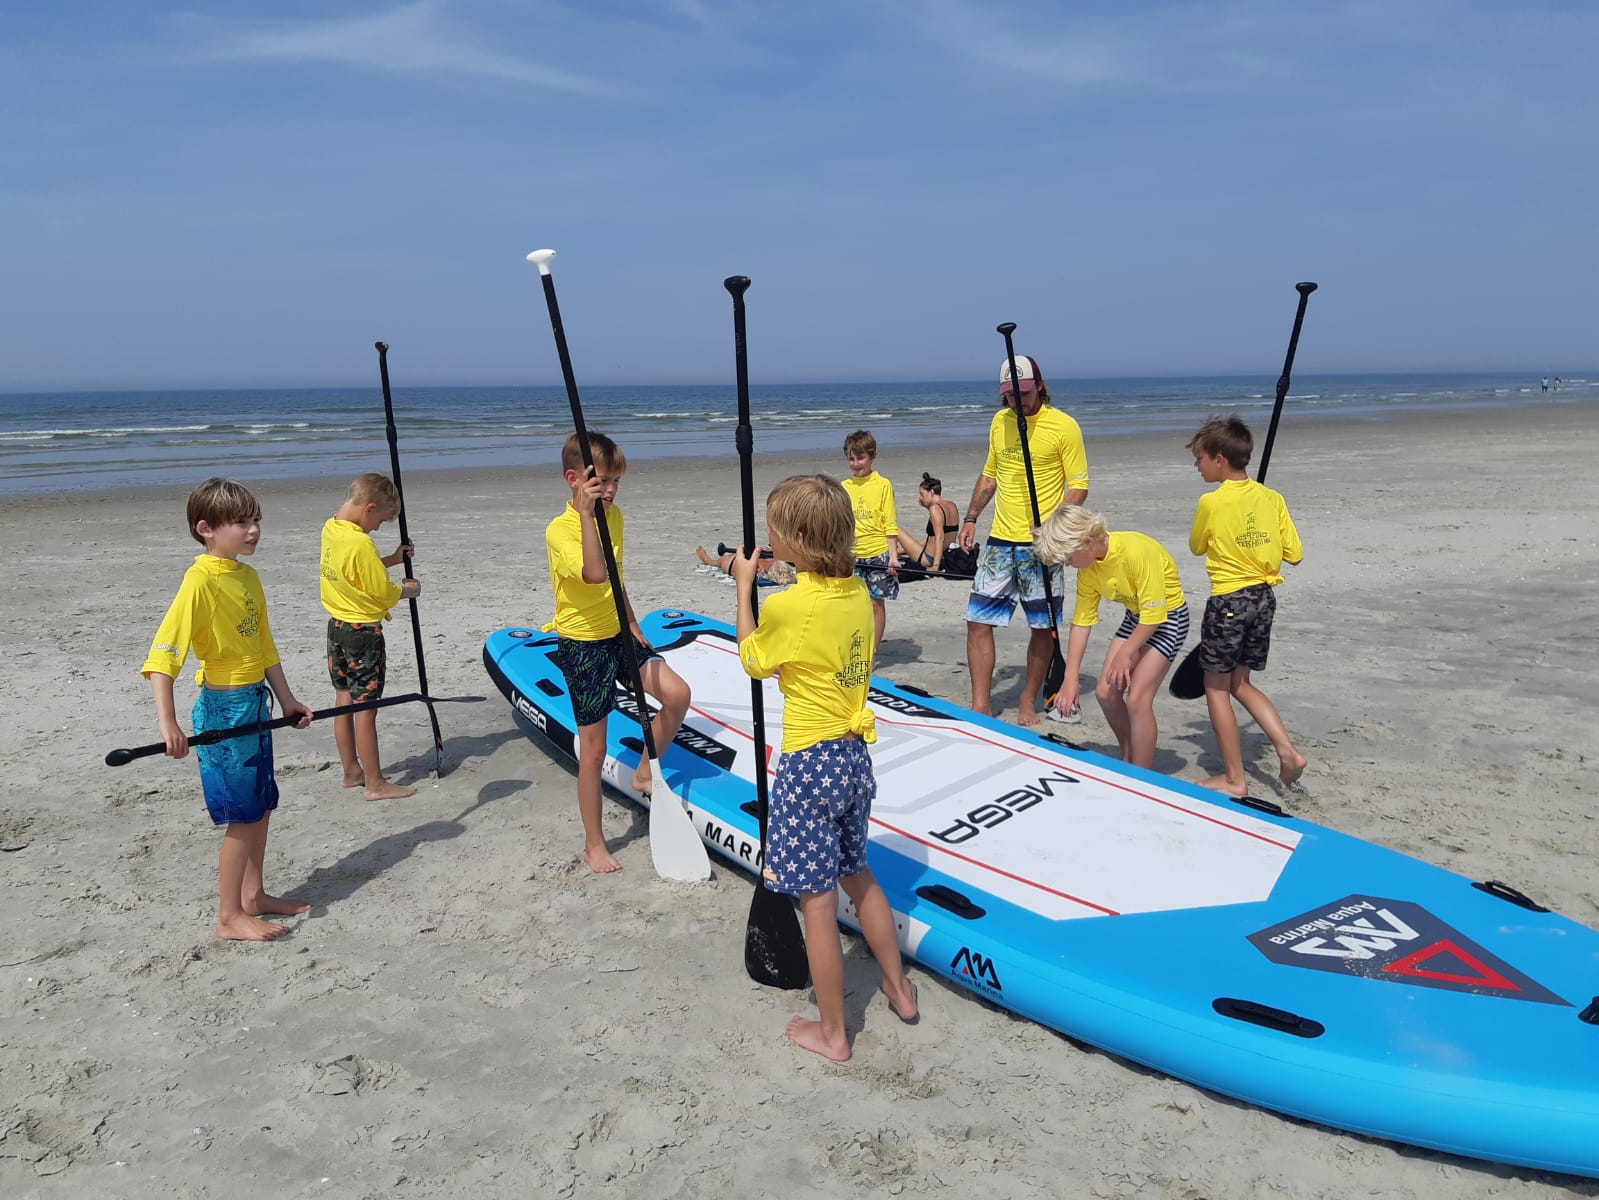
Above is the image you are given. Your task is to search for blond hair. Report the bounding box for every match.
[346,472,400,515]
[765,474,855,577]
[186,477,262,545]
[1033,504,1108,565]
[561,430,627,475]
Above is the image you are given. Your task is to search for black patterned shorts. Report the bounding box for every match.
[854,552,900,601]
[1197,584,1276,674]
[327,619,386,700]
[554,632,660,728]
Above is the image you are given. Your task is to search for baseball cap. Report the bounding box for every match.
[999,355,1041,395]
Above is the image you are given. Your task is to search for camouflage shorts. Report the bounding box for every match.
[854,551,900,601]
[327,618,387,700]
[1197,584,1276,674]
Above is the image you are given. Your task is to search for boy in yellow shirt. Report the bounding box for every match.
[142,478,313,942]
[730,474,918,1062]
[840,429,900,652]
[1034,505,1189,769]
[1187,415,1308,795]
[545,432,691,874]
[320,472,422,801]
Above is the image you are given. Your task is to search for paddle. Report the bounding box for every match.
[725,274,809,990]
[996,323,1068,710]
[526,249,711,883]
[105,693,486,766]
[1170,281,1319,701]
[374,341,445,775]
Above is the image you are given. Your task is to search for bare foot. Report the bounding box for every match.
[1016,705,1041,728]
[880,980,919,1024]
[785,1015,850,1062]
[364,780,417,801]
[1279,751,1308,787]
[1198,773,1249,798]
[341,770,365,789]
[632,765,653,796]
[971,701,993,717]
[583,846,624,874]
[247,893,310,917]
[695,546,714,566]
[216,913,290,941]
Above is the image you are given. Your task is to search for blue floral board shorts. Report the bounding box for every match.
[854,552,900,601]
[193,682,279,826]
[554,632,662,728]
[965,539,1065,629]
[764,736,875,896]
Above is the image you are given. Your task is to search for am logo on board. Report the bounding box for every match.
[952,947,1002,993]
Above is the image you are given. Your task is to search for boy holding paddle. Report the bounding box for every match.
[1187,415,1308,795]
[545,431,691,874]
[141,478,313,942]
[730,474,919,1062]
[320,471,421,801]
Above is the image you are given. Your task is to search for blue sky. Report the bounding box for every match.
[2,1,1594,390]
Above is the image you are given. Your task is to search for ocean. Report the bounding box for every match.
[0,372,1590,497]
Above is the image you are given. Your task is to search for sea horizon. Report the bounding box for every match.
[1,369,1591,498]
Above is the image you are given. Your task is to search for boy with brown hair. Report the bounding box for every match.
[545,431,691,873]
[1187,415,1308,795]
[841,429,901,651]
[731,474,918,1062]
[142,477,313,942]
[321,471,422,800]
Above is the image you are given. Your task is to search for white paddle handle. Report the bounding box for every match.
[526,248,556,275]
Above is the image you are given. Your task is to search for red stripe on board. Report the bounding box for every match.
[870,815,1119,915]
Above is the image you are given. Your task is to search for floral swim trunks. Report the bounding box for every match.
[854,552,900,601]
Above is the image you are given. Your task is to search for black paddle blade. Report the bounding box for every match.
[1041,646,1067,710]
[745,885,809,990]
[1169,646,1206,700]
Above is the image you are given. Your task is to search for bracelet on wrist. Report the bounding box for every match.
[963,515,979,524]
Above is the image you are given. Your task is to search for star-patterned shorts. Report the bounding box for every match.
[764,735,876,896]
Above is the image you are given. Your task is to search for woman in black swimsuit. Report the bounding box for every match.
[895,472,963,571]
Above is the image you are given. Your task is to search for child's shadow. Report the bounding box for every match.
[875,636,923,669]
[292,777,531,911]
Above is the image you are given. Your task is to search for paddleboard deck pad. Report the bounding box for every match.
[485,610,1599,1179]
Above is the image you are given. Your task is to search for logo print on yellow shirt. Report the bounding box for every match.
[835,630,871,690]
[236,596,260,640]
[1236,510,1273,550]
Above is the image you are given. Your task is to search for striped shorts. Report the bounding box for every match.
[1111,603,1191,662]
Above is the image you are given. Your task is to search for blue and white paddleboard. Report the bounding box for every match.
[485,610,1599,1179]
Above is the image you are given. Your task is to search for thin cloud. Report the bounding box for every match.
[180,1,625,98]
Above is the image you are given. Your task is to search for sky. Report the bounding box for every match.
[2,0,1595,391]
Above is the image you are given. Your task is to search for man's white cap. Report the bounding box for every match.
[999,356,1041,395]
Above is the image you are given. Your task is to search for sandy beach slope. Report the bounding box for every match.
[1,405,1596,1198]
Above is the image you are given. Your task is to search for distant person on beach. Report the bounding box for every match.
[320,472,421,801]
[841,430,900,651]
[141,477,313,941]
[545,431,691,873]
[958,354,1090,725]
[893,471,968,574]
[694,544,796,586]
[1034,506,1188,768]
[730,474,918,1061]
[1542,377,1549,393]
[1187,415,1307,795]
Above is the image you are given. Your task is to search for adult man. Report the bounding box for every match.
[957,355,1089,725]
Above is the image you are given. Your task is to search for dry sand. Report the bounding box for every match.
[2,405,1596,1198]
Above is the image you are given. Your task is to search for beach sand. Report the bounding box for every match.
[2,405,1596,1198]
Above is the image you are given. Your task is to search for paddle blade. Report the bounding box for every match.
[745,885,809,990]
[1041,646,1067,710]
[647,790,712,882]
[1169,646,1206,700]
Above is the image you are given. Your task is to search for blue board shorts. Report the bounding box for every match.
[193,682,280,826]
[554,632,662,728]
[854,552,900,601]
[764,736,875,896]
[966,540,1065,629]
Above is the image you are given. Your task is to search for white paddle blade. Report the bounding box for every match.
[649,789,712,881]
[526,248,556,274]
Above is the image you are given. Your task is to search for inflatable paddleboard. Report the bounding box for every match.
[485,610,1599,1179]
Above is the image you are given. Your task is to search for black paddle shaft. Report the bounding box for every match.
[996,322,1067,701]
[725,273,808,991]
[1255,282,1318,485]
[375,341,445,771]
[534,267,661,769]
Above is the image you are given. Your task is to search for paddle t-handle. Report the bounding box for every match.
[997,321,1017,337]
[724,275,750,299]
[527,248,557,275]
